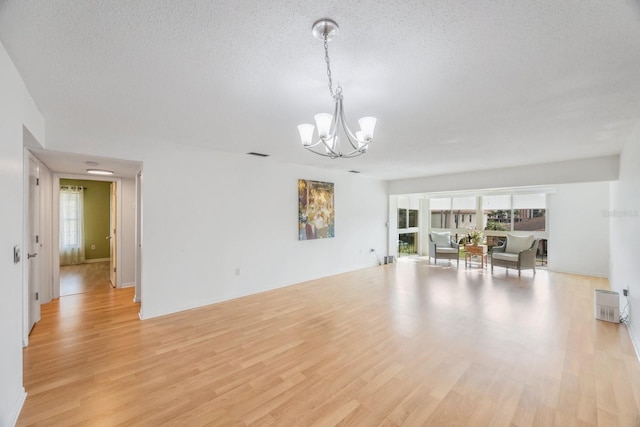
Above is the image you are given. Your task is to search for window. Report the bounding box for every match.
[59,186,85,265]
[398,208,418,229]
[452,197,476,229]
[398,232,418,255]
[430,198,451,229]
[513,194,546,231]
[60,191,80,246]
[408,210,418,227]
[482,195,512,231]
[426,192,547,249]
[398,209,407,229]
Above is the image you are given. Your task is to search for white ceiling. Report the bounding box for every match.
[29,148,142,179]
[2,0,640,180]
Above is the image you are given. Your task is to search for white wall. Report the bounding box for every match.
[389,156,619,195]
[610,127,640,356]
[0,41,45,427]
[40,129,388,319]
[138,145,388,318]
[120,177,136,287]
[547,182,610,277]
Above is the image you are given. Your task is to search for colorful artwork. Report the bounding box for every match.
[298,179,335,240]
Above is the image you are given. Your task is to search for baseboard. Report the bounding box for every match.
[627,322,640,363]
[121,282,135,288]
[7,388,26,427]
[83,258,110,264]
[546,267,608,278]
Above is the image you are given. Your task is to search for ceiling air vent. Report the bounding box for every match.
[247,152,270,158]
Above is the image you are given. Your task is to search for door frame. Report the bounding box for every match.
[23,152,41,346]
[134,171,143,304]
[109,182,117,287]
[52,173,123,298]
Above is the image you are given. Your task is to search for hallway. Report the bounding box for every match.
[60,261,111,296]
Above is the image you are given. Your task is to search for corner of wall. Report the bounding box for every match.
[608,123,640,362]
[7,388,26,427]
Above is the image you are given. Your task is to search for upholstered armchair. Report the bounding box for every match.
[429,232,460,266]
[491,234,539,276]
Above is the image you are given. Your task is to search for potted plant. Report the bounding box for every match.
[468,228,484,246]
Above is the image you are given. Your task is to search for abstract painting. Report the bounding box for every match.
[298,179,335,240]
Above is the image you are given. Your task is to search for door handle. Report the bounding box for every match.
[106,236,111,240]
[27,253,37,259]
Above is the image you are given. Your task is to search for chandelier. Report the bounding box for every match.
[298,19,377,159]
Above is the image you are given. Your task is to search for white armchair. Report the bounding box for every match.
[428,232,460,266]
[491,234,539,276]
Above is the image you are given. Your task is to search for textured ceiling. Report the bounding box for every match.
[2,0,640,180]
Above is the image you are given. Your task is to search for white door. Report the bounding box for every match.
[27,156,41,333]
[109,182,117,287]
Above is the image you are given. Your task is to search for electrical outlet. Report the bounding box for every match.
[91,244,96,250]
[623,289,629,297]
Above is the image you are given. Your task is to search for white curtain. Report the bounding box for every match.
[59,186,85,265]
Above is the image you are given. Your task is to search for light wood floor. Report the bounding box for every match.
[19,259,640,426]
[60,261,111,296]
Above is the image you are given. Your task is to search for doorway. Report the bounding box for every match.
[53,175,124,298]
[58,178,114,295]
[23,148,143,349]
[59,262,111,296]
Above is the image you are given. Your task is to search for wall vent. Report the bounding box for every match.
[348,170,360,174]
[594,289,619,323]
[247,152,270,157]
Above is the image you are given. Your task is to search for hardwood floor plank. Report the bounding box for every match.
[18,260,640,425]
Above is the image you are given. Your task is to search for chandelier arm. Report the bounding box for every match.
[337,143,369,158]
[303,137,340,157]
[343,143,370,158]
[337,98,366,151]
[304,140,339,158]
[337,150,363,159]
[328,96,340,140]
[321,138,340,157]
[304,140,327,150]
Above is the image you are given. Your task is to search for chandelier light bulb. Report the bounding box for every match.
[314,113,333,139]
[358,117,377,140]
[298,124,315,147]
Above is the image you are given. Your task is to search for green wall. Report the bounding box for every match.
[60,179,111,260]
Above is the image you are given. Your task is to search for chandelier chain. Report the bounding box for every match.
[323,34,335,98]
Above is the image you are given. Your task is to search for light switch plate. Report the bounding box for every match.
[14,245,20,264]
